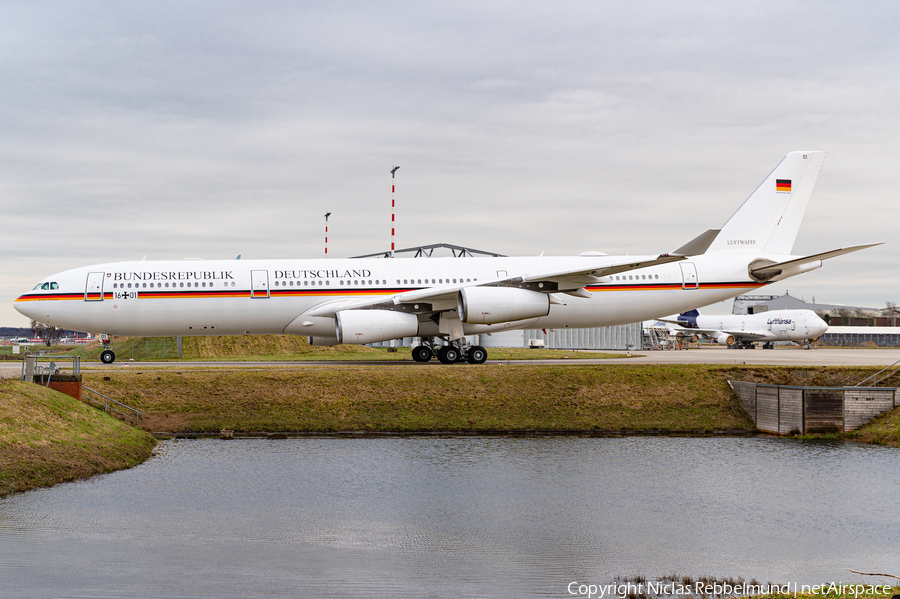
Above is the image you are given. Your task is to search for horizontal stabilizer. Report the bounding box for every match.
[672,229,721,256]
[750,243,881,279]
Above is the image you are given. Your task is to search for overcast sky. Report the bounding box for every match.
[2,1,898,327]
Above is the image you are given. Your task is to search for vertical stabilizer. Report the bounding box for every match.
[706,151,826,255]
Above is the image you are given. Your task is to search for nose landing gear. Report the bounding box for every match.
[99,334,116,364]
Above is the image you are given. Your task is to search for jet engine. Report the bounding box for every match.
[457,287,550,325]
[713,332,736,345]
[335,309,419,345]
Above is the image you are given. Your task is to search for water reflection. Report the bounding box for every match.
[1,437,898,598]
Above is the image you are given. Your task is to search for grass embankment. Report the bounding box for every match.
[50,335,628,362]
[83,364,760,434]
[80,364,900,445]
[0,379,156,496]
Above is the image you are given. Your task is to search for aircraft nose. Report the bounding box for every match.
[13,296,39,320]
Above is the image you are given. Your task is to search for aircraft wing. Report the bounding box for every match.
[303,254,685,317]
[659,321,768,340]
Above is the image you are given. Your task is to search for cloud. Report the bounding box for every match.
[2,1,899,324]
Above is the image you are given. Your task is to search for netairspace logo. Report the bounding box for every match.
[566,581,894,599]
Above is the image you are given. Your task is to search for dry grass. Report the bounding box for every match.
[69,334,629,362]
[0,379,156,496]
[82,364,768,434]
[847,406,900,447]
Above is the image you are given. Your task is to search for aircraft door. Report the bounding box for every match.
[251,270,270,298]
[85,272,105,301]
[680,262,698,290]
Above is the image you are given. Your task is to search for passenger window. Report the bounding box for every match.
[180,283,184,288]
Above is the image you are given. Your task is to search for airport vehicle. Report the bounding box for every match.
[654,309,828,349]
[14,151,876,364]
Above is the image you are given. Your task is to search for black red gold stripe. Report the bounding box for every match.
[16,282,765,304]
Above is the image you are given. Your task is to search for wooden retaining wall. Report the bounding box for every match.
[727,380,897,435]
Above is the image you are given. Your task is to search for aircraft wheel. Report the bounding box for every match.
[437,346,459,364]
[412,345,433,362]
[100,350,116,364]
[467,346,488,364]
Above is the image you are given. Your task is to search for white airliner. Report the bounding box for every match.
[654,309,828,349]
[14,151,877,365]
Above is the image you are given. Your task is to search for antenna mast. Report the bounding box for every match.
[391,165,399,258]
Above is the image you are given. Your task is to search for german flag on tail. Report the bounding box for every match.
[776,179,792,192]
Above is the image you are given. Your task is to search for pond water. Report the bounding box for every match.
[1,437,898,598]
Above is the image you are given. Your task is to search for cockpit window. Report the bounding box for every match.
[41,283,50,290]
[50,282,59,290]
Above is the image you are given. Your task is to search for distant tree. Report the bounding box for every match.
[30,320,62,346]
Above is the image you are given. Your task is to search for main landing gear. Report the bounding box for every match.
[411,338,488,365]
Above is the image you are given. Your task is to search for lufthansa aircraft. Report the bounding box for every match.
[655,309,828,348]
[14,151,877,364]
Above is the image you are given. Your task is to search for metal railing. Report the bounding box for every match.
[855,357,900,387]
[21,355,81,382]
[82,386,142,425]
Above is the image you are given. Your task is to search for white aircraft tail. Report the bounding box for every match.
[706,151,826,255]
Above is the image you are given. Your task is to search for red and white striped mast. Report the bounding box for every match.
[324,212,331,256]
[391,165,399,258]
